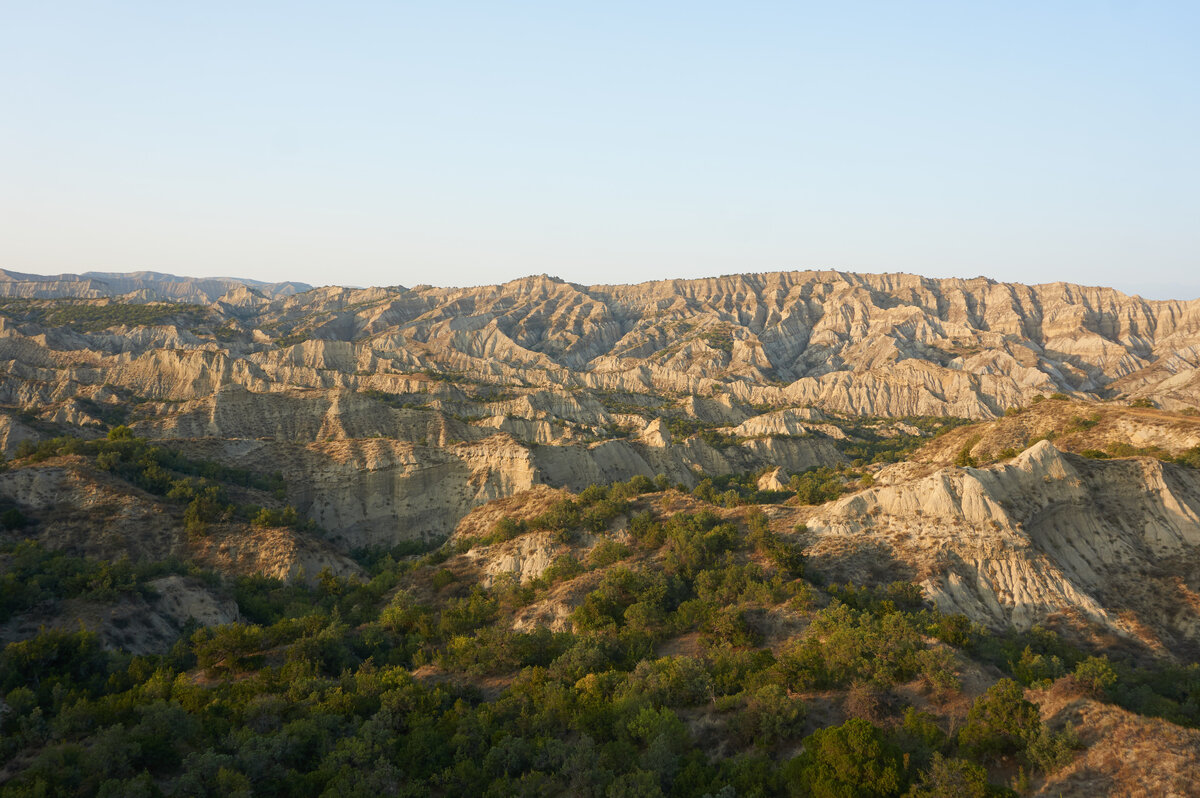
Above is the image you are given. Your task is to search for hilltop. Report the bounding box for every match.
[2,270,1200,795]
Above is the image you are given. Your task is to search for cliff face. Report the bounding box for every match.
[0,268,1197,545]
[6,269,1200,792]
[1,269,1200,637]
[802,440,1200,655]
[164,422,842,549]
[1,270,1198,418]
[0,269,310,302]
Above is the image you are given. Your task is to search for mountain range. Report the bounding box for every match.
[2,269,1199,796]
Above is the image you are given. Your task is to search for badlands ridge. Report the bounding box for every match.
[0,269,1199,657]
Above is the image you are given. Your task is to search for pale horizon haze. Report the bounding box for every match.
[2,3,1198,299]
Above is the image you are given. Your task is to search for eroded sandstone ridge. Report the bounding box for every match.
[1,269,1199,646]
[0,269,1196,544]
[3,270,1200,794]
[1,270,1198,417]
[804,440,1200,655]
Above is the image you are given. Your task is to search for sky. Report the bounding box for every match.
[2,2,1198,297]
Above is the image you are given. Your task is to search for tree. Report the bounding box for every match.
[953,440,978,468]
[785,718,905,798]
[958,678,1041,759]
[1073,656,1117,697]
[184,485,228,536]
[108,425,134,441]
[730,684,806,748]
[903,753,989,798]
[606,770,665,798]
[0,506,26,529]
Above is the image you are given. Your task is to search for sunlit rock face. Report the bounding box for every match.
[3,270,1200,417]
[803,440,1200,655]
[3,268,1200,622]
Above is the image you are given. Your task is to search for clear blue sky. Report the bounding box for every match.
[2,2,1198,297]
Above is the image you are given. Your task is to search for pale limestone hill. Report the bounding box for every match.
[1,271,1199,425]
[0,269,310,302]
[0,455,362,582]
[802,440,1200,658]
[4,270,1200,650]
[4,268,1198,546]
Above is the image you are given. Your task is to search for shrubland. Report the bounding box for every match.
[4,468,1199,797]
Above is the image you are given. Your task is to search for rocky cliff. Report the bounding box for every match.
[802,439,1200,656]
[2,269,1200,639]
[1,270,1198,419]
[1,269,1197,544]
[3,269,1200,795]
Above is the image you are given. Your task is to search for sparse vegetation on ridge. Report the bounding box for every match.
[0,299,209,332]
[1,278,1200,794]
[4,471,1198,796]
[11,427,316,535]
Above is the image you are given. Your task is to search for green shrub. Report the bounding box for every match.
[570,567,665,632]
[893,708,947,766]
[623,656,713,707]
[954,436,980,468]
[784,718,905,798]
[437,587,497,637]
[0,628,111,699]
[905,753,990,798]
[0,506,26,529]
[0,541,178,623]
[1073,655,1118,697]
[539,554,584,585]
[1174,446,1200,469]
[1025,723,1079,773]
[251,505,306,529]
[958,678,1041,759]
[777,603,925,691]
[1013,645,1065,687]
[588,539,630,568]
[729,683,806,749]
[790,468,844,505]
[193,624,268,674]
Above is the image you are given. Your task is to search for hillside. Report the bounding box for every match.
[1,270,1200,796]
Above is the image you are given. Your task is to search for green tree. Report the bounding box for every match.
[903,753,989,798]
[730,684,806,748]
[785,718,906,798]
[1073,656,1117,697]
[958,678,1041,759]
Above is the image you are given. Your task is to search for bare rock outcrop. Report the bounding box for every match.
[0,575,239,655]
[757,467,789,492]
[3,270,1199,427]
[803,440,1200,655]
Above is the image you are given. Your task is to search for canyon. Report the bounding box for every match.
[3,269,1200,796]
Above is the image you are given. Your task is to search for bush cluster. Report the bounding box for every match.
[14,428,314,536]
[4,475,1199,796]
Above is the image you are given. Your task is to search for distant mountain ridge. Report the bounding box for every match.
[0,268,312,302]
[4,267,1200,672]
[1,268,1200,417]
